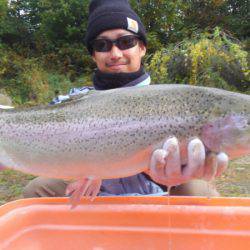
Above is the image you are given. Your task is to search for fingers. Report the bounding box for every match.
[148,136,229,187]
[163,137,182,184]
[184,138,228,181]
[203,152,229,181]
[149,149,168,178]
[216,152,229,177]
[203,152,218,181]
[149,137,182,186]
[183,138,206,178]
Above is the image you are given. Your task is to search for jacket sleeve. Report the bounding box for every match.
[49,86,94,105]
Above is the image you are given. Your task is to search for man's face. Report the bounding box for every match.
[92,29,146,73]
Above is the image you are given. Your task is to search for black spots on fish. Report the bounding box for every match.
[171,98,177,105]
[194,92,201,97]
[169,124,175,130]
[188,125,195,131]
[192,126,201,135]
[206,93,215,101]
[243,105,248,113]
[131,139,137,145]
[66,147,72,153]
[176,111,182,117]
[159,124,167,132]
[228,99,236,106]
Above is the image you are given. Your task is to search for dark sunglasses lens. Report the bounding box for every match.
[92,36,138,52]
[92,39,112,52]
[118,36,138,50]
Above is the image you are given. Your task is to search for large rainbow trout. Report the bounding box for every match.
[0,84,249,180]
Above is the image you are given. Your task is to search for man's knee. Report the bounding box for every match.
[23,177,68,198]
[169,179,220,197]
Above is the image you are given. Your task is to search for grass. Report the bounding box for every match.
[215,157,250,197]
[0,170,35,205]
[0,158,249,205]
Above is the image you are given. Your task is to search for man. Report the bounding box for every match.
[23,0,228,199]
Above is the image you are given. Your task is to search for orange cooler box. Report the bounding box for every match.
[0,196,250,250]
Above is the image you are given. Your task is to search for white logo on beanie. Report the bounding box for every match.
[127,17,138,33]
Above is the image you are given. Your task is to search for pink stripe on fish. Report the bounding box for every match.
[0,164,6,171]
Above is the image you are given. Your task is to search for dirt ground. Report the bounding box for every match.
[0,156,249,205]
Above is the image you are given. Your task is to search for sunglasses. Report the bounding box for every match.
[91,35,139,52]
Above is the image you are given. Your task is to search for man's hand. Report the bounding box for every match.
[146,137,229,187]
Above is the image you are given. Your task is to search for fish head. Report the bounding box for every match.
[200,89,250,160]
[202,114,250,159]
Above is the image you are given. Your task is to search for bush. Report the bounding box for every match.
[146,28,249,92]
[40,43,94,81]
[0,44,91,106]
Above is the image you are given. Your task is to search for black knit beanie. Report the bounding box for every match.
[85,0,147,54]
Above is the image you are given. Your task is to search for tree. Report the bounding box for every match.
[34,0,89,49]
[182,0,249,39]
[0,0,32,48]
[131,0,186,48]
[224,0,249,38]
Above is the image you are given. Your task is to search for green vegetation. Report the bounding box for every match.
[0,0,249,105]
[146,28,249,92]
[0,170,35,205]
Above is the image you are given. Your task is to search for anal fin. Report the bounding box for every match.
[66,177,102,209]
